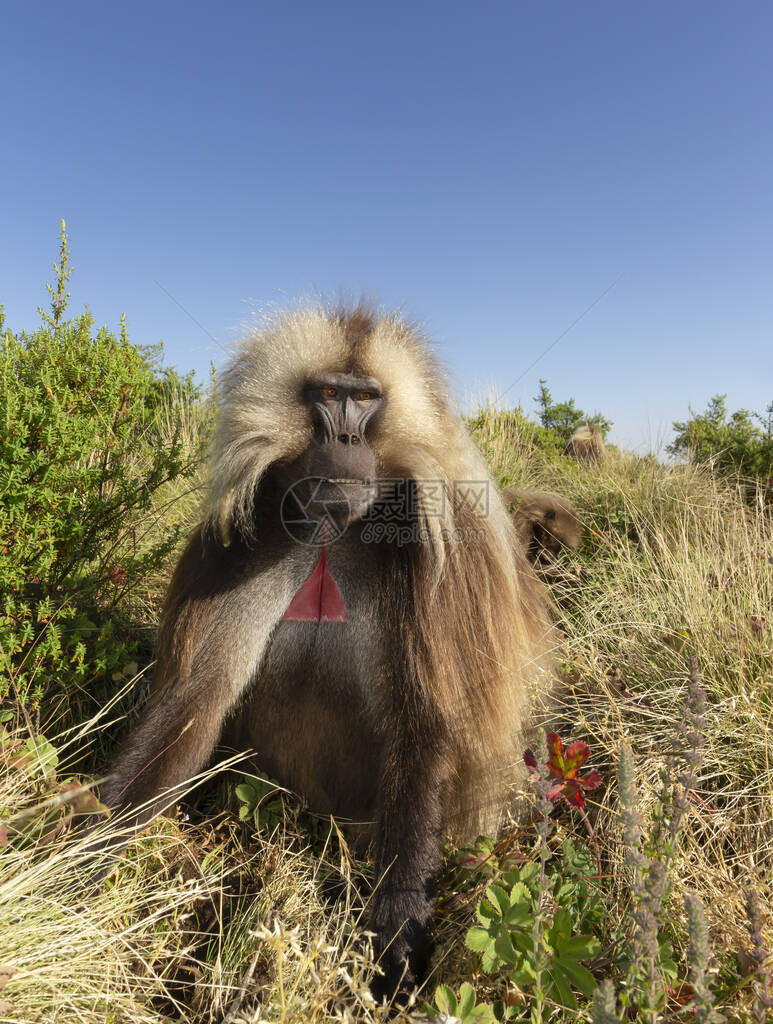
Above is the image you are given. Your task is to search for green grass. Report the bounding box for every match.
[0,404,771,1022]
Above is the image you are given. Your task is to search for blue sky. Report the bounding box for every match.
[3,1,771,450]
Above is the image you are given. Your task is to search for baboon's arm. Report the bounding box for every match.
[101,534,296,827]
[369,703,451,1001]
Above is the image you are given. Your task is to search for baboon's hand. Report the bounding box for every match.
[369,892,432,1004]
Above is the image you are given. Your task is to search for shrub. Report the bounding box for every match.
[668,394,773,495]
[0,222,202,717]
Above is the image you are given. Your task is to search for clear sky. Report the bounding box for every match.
[3,1,771,451]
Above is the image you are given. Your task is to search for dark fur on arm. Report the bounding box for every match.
[369,681,451,1001]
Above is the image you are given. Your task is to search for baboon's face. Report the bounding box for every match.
[531,515,562,561]
[277,371,384,525]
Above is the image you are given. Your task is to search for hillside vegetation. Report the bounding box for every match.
[0,233,770,1023]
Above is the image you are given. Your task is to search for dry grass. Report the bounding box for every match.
[475,412,773,1001]
[0,718,399,1023]
[1,404,771,1021]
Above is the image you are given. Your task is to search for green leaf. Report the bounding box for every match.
[511,927,536,954]
[547,965,576,1010]
[501,867,522,888]
[457,982,476,1017]
[519,862,540,887]
[465,926,492,953]
[480,943,500,975]
[557,934,601,959]
[469,1006,495,1024]
[434,984,457,1015]
[512,959,537,987]
[550,907,572,940]
[486,884,510,916]
[24,734,58,774]
[494,930,518,966]
[504,902,533,928]
[555,958,597,997]
[476,899,498,923]
[508,881,532,905]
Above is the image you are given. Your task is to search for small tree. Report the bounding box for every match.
[668,395,773,493]
[534,379,612,444]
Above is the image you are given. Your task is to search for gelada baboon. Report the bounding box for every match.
[564,424,604,464]
[100,305,553,1000]
[502,488,580,564]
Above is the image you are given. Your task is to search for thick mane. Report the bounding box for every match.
[564,423,604,463]
[572,425,601,443]
[207,307,350,543]
[208,304,554,831]
[359,314,555,828]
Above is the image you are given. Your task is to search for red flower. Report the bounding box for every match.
[524,732,603,809]
[110,566,128,587]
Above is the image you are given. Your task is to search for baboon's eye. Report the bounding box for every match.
[321,387,338,399]
[355,391,376,402]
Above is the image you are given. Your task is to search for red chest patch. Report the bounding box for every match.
[282,543,348,623]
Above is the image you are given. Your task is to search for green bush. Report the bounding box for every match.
[668,394,773,496]
[0,222,201,716]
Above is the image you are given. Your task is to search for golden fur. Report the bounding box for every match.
[564,424,604,464]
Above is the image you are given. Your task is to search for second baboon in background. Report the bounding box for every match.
[564,424,604,464]
[503,488,580,564]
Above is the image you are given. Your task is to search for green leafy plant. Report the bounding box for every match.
[456,833,528,881]
[0,222,203,716]
[464,857,600,1013]
[668,394,773,497]
[426,982,496,1023]
[433,734,606,1022]
[235,774,285,833]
